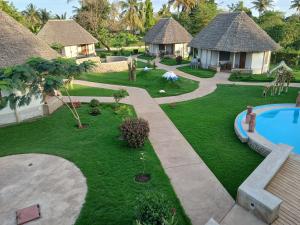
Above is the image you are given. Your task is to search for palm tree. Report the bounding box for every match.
[158,4,172,17]
[168,0,196,13]
[22,3,41,29]
[291,0,300,13]
[252,0,274,16]
[55,12,67,20]
[120,0,143,33]
[39,8,51,25]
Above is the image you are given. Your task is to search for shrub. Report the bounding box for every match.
[176,56,183,65]
[120,118,150,148]
[113,89,127,104]
[271,50,300,66]
[135,192,174,225]
[90,99,100,107]
[89,107,101,116]
[114,105,133,119]
[133,49,139,54]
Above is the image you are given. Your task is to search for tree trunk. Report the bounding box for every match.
[99,38,111,51]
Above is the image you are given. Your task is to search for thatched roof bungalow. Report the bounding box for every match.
[189,12,280,74]
[0,10,59,68]
[37,20,98,58]
[143,17,192,58]
[0,10,60,126]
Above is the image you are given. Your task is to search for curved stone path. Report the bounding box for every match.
[0,154,87,225]
[68,60,300,225]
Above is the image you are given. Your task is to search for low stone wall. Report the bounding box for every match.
[106,56,128,63]
[92,61,128,73]
[44,96,63,115]
[76,56,101,64]
[234,105,295,224]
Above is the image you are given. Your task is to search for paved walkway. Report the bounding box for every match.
[0,154,87,225]
[71,60,300,225]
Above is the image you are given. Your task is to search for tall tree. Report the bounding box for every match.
[39,8,52,25]
[168,0,196,13]
[158,4,172,17]
[120,0,143,33]
[55,12,67,19]
[252,0,274,16]
[0,0,25,23]
[291,0,300,13]
[73,0,111,50]
[144,0,155,31]
[22,3,41,33]
[228,1,252,16]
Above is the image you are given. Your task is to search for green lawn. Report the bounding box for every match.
[177,66,216,78]
[162,85,299,198]
[160,58,190,66]
[137,60,151,68]
[137,54,156,61]
[0,104,190,225]
[78,69,199,98]
[61,84,119,97]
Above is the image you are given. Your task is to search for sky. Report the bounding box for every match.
[8,0,295,18]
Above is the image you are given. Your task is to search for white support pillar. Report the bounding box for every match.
[232,53,236,69]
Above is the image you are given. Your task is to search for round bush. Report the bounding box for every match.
[120,118,150,148]
[89,107,101,116]
[90,99,100,107]
[135,192,173,225]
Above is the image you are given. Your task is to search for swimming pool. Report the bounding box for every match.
[236,104,300,154]
[256,108,300,154]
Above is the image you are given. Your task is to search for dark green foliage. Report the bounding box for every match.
[271,50,300,67]
[175,56,183,65]
[89,107,101,116]
[229,72,273,82]
[144,0,155,31]
[113,89,127,104]
[90,99,100,107]
[135,192,174,225]
[120,118,150,148]
[50,42,64,53]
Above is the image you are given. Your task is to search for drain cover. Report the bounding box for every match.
[16,204,41,225]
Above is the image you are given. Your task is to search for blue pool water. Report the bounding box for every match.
[256,108,300,154]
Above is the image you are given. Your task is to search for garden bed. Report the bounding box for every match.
[162,85,299,198]
[177,66,216,78]
[78,69,198,98]
[0,104,190,225]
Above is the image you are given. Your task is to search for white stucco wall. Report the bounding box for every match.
[198,49,217,69]
[251,51,271,74]
[174,43,189,58]
[0,91,44,126]
[62,44,96,58]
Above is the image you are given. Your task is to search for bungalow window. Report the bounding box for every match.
[219,51,231,61]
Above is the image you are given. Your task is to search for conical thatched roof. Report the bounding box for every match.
[189,12,280,52]
[37,20,98,46]
[143,17,192,44]
[0,10,59,68]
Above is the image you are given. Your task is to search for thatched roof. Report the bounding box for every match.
[189,12,280,52]
[143,17,192,44]
[37,20,98,46]
[0,10,59,68]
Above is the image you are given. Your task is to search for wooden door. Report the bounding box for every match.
[239,52,246,68]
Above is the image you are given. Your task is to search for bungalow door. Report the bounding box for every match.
[239,52,246,69]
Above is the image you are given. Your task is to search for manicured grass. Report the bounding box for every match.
[0,104,190,225]
[78,69,199,98]
[177,66,216,78]
[137,54,156,61]
[160,58,190,66]
[162,85,299,198]
[61,84,119,97]
[137,60,151,68]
